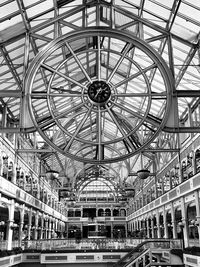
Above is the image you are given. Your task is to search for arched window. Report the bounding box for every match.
[105,208,111,217]
[98,209,104,216]
[78,178,116,202]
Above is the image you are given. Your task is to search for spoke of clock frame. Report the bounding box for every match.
[106,105,136,151]
[41,63,87,89]
[65,42,92,84]
[97,35,101,81]
[113,63,157,90]
[48,96,82,115]
[112,100,145,120]
[106,37,111,80]
[114,92,167,98]
[38,102,85,129]
[107,42,133,84]
[31,92,47,99]
[64,106,93,152]
[113,100,160,128]
[97,106,103,160]
[31,92,83,98]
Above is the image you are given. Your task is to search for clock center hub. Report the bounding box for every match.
[87,80,111,104]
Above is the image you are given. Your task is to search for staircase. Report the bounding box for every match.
[113,240,149,267]
[113,239,184,267]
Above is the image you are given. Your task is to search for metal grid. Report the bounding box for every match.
[0,0,200,194]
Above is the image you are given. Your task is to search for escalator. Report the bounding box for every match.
[113,239,184,267]
[113,240,149,267]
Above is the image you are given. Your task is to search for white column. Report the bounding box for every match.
[194,190,200,246]
[48,218,52,239]
[27,208,32,240]
[18,204,25,247]
[163,206,168,238]
[34,211,39,240]
[6,199,15,250]
[180,196,189,247]
[151,218,155,238]
[156,210,161,238]
[40,214,44,239]
[171,203,177,239]
[146,219,150,238]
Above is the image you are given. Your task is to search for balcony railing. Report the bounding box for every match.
[0,241,7,250]
[19,238,182,251]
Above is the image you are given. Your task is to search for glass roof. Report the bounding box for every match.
[1,0,200,198]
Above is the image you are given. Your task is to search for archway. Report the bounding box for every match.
[175,208,182,239]
[159,213,164,238]
[13,209,20,242]
[187,204,199,246]
[166,211,173,238]
[0,205,9,245]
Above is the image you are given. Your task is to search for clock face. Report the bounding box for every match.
[88,81,111,104]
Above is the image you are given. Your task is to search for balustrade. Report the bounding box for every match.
[0,237,178,251]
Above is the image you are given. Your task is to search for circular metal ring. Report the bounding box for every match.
[25,27,173,164]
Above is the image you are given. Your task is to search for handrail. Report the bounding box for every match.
[113,240,148,267]
[113,238,182,267]
[19,237,182,252]
[22,237,133,251]
[123,248,150,267]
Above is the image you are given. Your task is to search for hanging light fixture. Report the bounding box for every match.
[137,169,150,180]
[46,170,59,180]
[125,187,135,198]
[136,153,150,180]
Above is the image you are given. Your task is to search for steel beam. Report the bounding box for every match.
[175,90,200,97]
[0,90,22,98]
[17,149,55,153]
[128,172,156,176]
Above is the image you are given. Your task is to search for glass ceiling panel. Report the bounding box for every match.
[185,0,200,9]
[26,1,53,17]
[0,1,20,24]
[0,0,200,196]
[145,1,168,17]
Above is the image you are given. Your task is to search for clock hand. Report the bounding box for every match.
[95,88,103,98]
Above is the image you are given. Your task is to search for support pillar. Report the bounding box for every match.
[180,196,189,248]
[111,222,113,238]
[146,219,150,238]
[33,211,39,240]
[151,218,155,238]
[27,208,32,240]
[171,203,177,239]
[18,205,25,247]
[194,190,200,245]
[156,210,161,238]
[48,218,52,239]
[40,214,44,239]
[6,199,15,250]
[163,206,168,238]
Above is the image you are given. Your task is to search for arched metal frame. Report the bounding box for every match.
[25,27,174,164]
[76,176,118,202]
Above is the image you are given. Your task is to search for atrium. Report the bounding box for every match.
[0,0,200,267]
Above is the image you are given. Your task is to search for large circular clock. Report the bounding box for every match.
[25,27,173,164]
